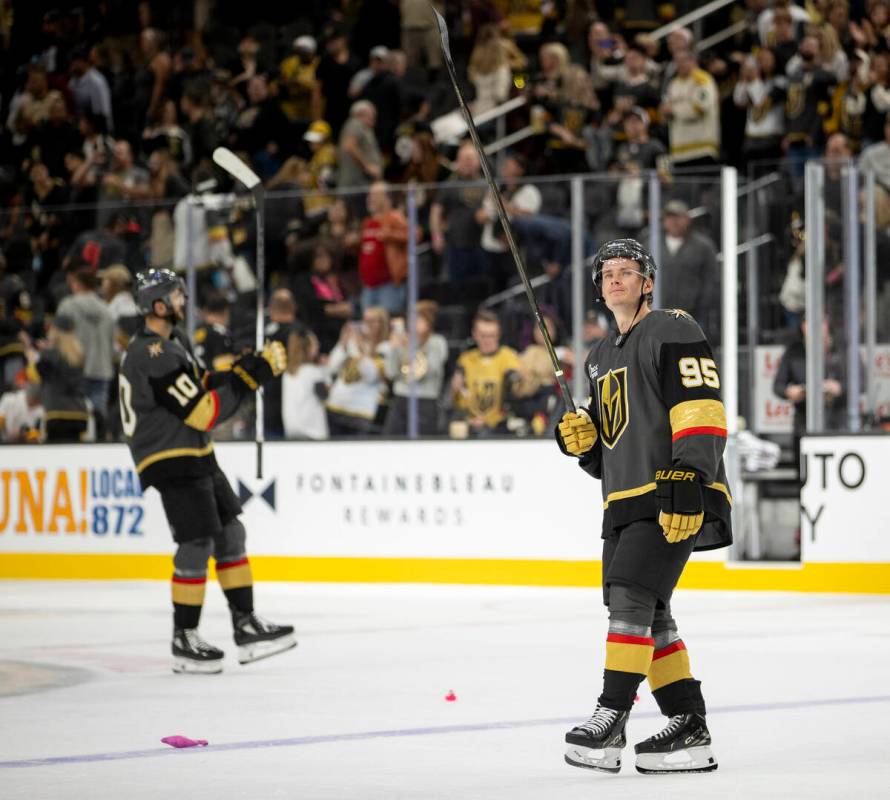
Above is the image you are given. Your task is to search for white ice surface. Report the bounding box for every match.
[1,581,889,799]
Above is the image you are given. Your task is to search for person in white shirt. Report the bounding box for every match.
[0,384,44,442]
[282,330,329,440]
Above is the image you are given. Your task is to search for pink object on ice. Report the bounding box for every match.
[445,690,457,702]
[161,736,208,748]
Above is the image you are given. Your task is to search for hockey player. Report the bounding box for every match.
[556,239,731,774]
[120,269,296,673]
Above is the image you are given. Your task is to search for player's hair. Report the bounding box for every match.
[473,309,501,328]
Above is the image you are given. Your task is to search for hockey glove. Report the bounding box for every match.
[556,409,598,457]
[232,341,287,391]
[655,468,704,543]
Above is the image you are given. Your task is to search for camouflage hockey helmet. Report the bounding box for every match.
[591,238,657,286]
[135,268,185,315]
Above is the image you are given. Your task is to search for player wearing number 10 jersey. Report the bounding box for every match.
[119,268,295,674]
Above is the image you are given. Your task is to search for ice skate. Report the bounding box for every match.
[232,610,297,664]
[172,628,224,674]
[634,713,718,774]
[564,705,629,773]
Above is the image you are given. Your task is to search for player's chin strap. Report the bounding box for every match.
[615,287,647,348]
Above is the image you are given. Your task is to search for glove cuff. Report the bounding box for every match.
[655,467,702,513]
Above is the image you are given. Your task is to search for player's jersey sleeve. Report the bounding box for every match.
[654,313,727,484]
[577,344,604,480]
[136,338,243,432]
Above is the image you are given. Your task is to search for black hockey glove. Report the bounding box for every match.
[655,468,704,543]
[555,409,598,457]
[232,341,286,392]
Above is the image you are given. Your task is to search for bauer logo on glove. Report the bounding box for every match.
[232,340,286,392]
[556,409,598,457]
[655,467,704,543]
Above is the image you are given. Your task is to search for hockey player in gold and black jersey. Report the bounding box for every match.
[556,239,731,775]
[120,269,295,674]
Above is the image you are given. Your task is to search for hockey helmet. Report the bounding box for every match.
[591,238,656,287]
[135,268,186,316]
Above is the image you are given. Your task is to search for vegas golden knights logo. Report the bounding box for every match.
[597,368,630,449]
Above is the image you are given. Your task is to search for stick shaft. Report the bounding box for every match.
[255,189,265,480]
[431,9,575,412]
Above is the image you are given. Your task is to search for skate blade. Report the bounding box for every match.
[635,746,718,774]
[564,745,622,773]
[237,633,297,665]
[172,656,223,674]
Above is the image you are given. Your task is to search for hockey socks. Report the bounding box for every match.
[172,573,206,629]
[598,626,654,711]
[648,638,706,716]
[216,557,254,613]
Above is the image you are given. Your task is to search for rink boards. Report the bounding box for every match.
[0,437,888,593]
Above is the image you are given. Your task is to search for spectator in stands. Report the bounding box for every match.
[179,82,219,169]
[657,199,721,341]
[828,50,868,153]
[530,41,571,108]
[142,98,192,167]
[478,151,542,290]
[773,314,849,473]
[0,382,43,443]
[326,306,392,436]
[227,34,272,102]
[449,309,519,438]
[35,96,81,180]
[358,47,402,154]
[68,45,113,135]
[430,142,487,287]
[383,299,448,435]
[587,21,624,111]
[863,51,890,145]
[850,0,890,50]
[64,213,128,272]
[612,44,660,116]
[337,100,384,206]
[757,0,810,47]
[292,243,354,355]
[98,139,149,218]
[9,64,64,138]
[192,294,235,373]
[734,48,787,165]
[269,121,338,219]
[77,112,114,186]
[400,0,443,80]
[25,314,89,443]
[511,308,565,436]
[468,24,514,117]
[359,181,409,314]
[859,113,890,201]
[282,328,329,440]
[762,4,800,74]
[230,74,291,180]
[279,35,322,134]
[133,28,172,129]
[0,275,31,393]
[661,48,721,169]
[782,33,836,184]
[657,27,694,98]
[98,264,138,325]
[316,23,361,138]
[541,63,600,175]
[264,288,301,440]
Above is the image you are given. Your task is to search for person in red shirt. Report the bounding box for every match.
[359,181,408,314]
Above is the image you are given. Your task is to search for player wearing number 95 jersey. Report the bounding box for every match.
[556,239,731,776]
[119,269,296,674]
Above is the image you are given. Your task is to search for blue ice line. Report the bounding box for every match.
[2,694,889,770]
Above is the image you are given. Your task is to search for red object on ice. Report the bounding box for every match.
[634,694,640,703]
[445,690,457,702]
[161,736,208,748]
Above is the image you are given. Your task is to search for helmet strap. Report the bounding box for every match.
[616,284,647,348]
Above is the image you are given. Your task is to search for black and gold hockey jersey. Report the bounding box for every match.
[119,326,246,489]
[193,322,235,372]
[579,309,732,551]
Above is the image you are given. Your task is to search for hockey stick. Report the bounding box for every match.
[431,8,575,413]
[212,147,266,479]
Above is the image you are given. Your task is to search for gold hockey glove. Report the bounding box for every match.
[655,468,704,543]
[232,341,287,391]
[556,409,598,457]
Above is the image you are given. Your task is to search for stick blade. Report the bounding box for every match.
[431,6,450,51]
[212,147,261,190]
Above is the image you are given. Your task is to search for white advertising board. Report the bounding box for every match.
[0,441,610,561]
[800,435,890,563]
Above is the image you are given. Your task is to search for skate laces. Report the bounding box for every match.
[578,705,620,736]
[183,629,216,653]
[651,714,686,741]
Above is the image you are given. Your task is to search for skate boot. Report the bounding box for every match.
[634,713,718,774]
[172,628,225,674]
[232,610,297,664]
[564,705,629,773]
